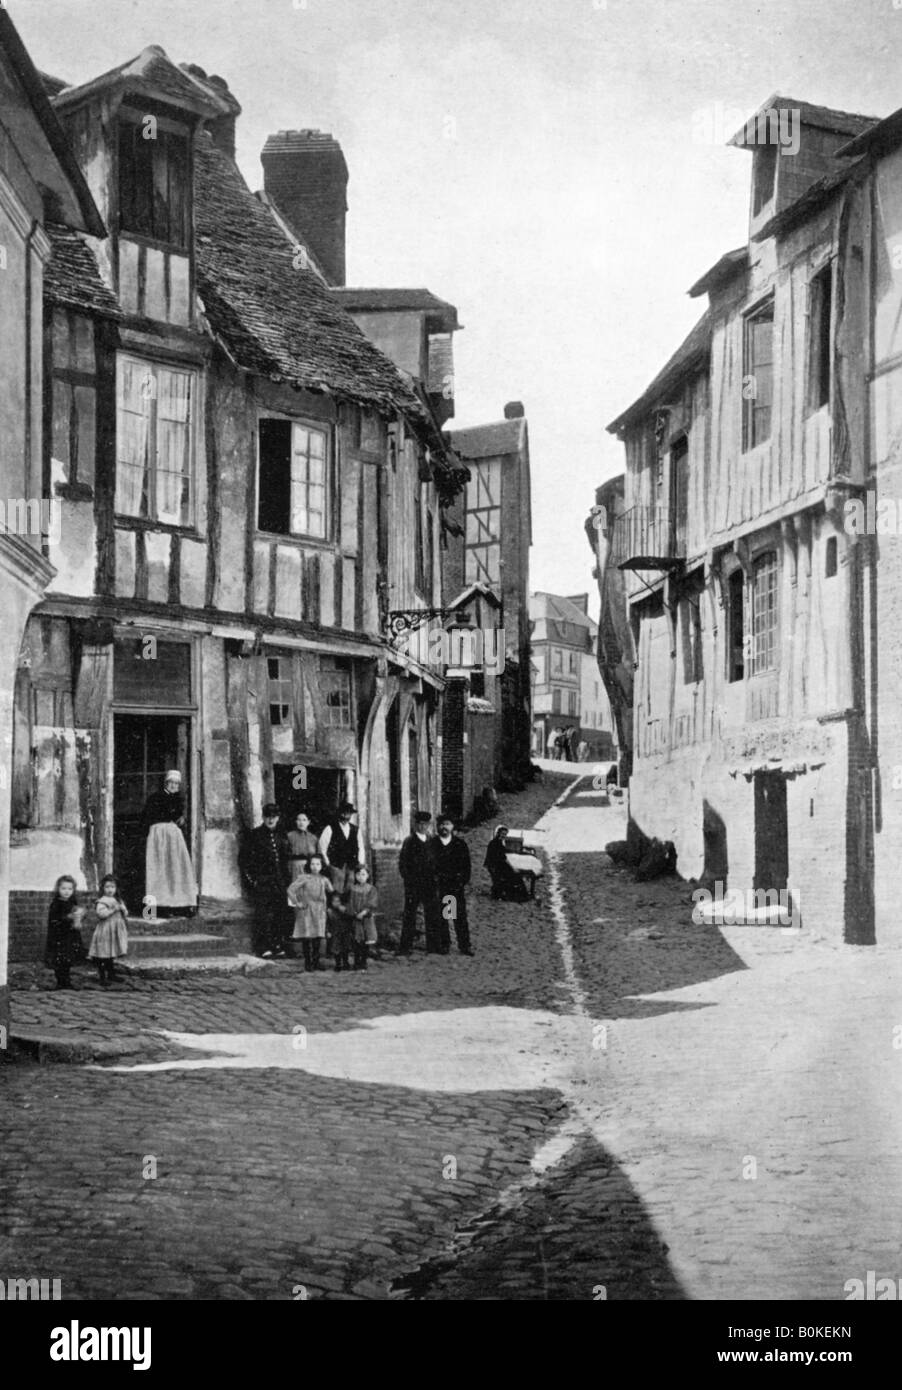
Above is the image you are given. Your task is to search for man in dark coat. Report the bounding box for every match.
[241,803,290,957]
[431,813,473,955]
[397,811,442,955]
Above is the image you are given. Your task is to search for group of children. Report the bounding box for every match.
[44,873,129,989]
[285,854,380,972]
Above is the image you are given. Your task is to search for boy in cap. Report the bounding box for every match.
[397,811,442,955]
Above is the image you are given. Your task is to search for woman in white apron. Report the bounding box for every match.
[141,770,198,918]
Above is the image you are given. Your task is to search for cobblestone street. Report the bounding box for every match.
[2,770,901,1301]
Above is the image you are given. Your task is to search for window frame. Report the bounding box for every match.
[807,262,833,414]
[748,550,779,677]
[267,655,292,727]
[115,354,198,529]
[256,415,333,544]
[742,296,775,453]
[320,656,352,728]
[117,107,191,251]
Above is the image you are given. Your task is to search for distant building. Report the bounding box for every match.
[441,405,533,816]
[529,592,615,760]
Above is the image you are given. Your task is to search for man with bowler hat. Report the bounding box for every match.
[397,811,442,955]
[431,812,473,955]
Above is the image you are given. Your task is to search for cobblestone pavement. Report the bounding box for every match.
[2,770,900,1301]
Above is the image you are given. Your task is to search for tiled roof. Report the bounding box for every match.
[532,591,596,632]
[607,310,711,436]
[194,135,425,417]
[333,287,460,331]
[447,417,526,459]
[44,224,121,318]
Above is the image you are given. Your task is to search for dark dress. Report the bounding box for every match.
[44,897,86,982]
[484,837,529,901]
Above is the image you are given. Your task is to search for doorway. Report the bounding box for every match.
[753,771,788,892]
[113,713,191,912]
[272,763,343,834]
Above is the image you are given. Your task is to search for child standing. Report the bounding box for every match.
[44,875,86,990]
[286,853,328,972]
[346,864,380,972]
[88,874,129,986]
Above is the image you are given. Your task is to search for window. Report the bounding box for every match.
[258,418,329,539]
[469,671,486,699]
[465,459,501,585]
[825,536,838,578]
[743,299,774,451]
[116,356,195,525]
[808,264,832,412]
[118,113,189,248]
[568,651,577,674]
[728,569,745,683]
[320,656,351,727]
[386,700,402,816]
[681,593,704,685]
[752,145,777,217]
[268,657,292,726]
[749,551,779,675]
[552,688,562,714]
[567,690,578,716]
[415,484,426,593]
[552,647,563,675]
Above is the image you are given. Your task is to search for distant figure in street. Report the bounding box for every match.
[546,726,558,759]
[576,739,589,762]
[562,727,576,762]
[318,801,365,894]
[141,770,198,918]
[288,853,329,971]
[88,873,129,986]
[431,813,473,956]
[484,826,530,902]
[552,727,564,760]
[44,875,86,990]
[241,803,290,958]
[397,811,442,955]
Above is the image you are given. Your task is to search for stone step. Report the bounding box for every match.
[126,914,212,935]
[127,932,236,958]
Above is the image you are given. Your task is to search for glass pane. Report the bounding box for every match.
[308,430,325,458]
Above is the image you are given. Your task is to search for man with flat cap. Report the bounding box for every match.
[431,812,474,956]
[241,802,290,958]
[397,810,442,955]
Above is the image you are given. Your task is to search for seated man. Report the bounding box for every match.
[484,825,542,901]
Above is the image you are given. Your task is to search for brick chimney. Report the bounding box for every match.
[504,401,525,419]
[261,130,349,286]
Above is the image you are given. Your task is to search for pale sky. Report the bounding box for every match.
[14,0,902,599]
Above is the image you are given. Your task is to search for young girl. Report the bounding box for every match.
[44,875,86,990]
[88,874,129,985]
[286,811,318,875]
[286,854,328,972]
[345,864,380,971]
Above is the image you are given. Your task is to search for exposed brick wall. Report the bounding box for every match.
[261,135,349,287]
[441,682,466,822]
[9,890,48,962]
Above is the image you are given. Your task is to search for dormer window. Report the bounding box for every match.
[752,145,777,216]
[118,110,190,248]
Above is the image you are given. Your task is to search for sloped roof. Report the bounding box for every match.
[193,135,425,417]
[0,9,105,237]
[838,105,902,159]
[44,225,121,318]
[447,417,527,459]
[688,248,748,299]
[754,157,868,240]
[530,591,597,642]
[607,310,711,436]
[333,287,460,332]
[728,95,878,146]
[52,45,232,118]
